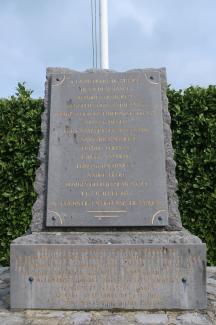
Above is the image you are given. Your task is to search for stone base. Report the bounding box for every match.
[2,267,215,324]
[10,230,206,310]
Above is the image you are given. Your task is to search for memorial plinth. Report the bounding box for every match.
[11,231,206,310]
[10,68,206,310]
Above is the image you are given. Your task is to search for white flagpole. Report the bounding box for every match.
[99,0,109,69]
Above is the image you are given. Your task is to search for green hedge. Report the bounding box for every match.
[168,86,216,265]
[0,84,43,265]
[0,83,215,266]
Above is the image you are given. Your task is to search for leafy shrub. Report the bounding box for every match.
[0,84,43,265]
[168,86,216,265]
[0,84,215,265]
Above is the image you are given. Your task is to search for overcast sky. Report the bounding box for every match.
[1,0,215,98]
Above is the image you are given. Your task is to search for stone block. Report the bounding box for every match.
[0,312,25,325]
[68,312,92,325]
[135,313,168,324]
[176,313,210,325]
[10,231,206,310]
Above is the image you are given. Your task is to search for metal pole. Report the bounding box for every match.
[99,0,109,69]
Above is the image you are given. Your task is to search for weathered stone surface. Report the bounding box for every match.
[0,288,9,296]
[135,313,168,324]
[0,269,10,311]
[0,267,9,275]
[10,232,206,310]
[207,286,216,296]
[0,312,25,325]
[11,229,202,245]
[0,280,8,289]
[68,312,92,325]
[1,266,216,324]
[98,314,127,324]
[26,319,59,325]
[30,311,64,317]
[176,313,209,325]
[207,278,216,286]
[31,68,182,231]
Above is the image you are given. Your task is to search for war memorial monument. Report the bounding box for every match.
[10,67,206,310]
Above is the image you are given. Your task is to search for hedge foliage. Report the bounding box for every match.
[0,83,215,265]
[168,86,216,265]
[0,84,43,266]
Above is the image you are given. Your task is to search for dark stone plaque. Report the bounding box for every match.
[46,70,169,227]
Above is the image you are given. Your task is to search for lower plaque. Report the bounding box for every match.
[11,233,206,310]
